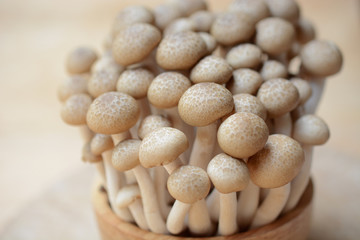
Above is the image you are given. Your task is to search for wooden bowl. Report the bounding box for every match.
[92,180,313,240]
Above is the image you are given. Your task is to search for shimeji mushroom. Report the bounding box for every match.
[233,94,267,121]
[207,153,249,236]
[189,10,215,32]
[163,18,196,36]
[237,180,260,231]
[290,77,312,120]
[260,60,288,81]
[227,69,264,95]
[116,184,148,230]
[82,141,106,184]
[112,139,167,234]
[198,32,218,54]
[283,115,329,213]
[247,134,304,229]
[168,0,207,17]
[257,78,299,136]
[226,44,263,70]
[58,74,89,103]
[153,3,183,31]
[228,0,270,23]
[295,18,316,45]
[265,0,300,23]
[166,165,211,234]
[66,47,97,75]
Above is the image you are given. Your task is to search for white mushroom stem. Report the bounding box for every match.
[273,113,292,136]
[133,165,168,234]
[155,167,171,219]
[78,125,94,142]
[218,192,238,236]
[188,199,214,236]
[95,161,106,184]
[206,188,220,222]
[237,180,260,231]
[163,158,184,175]
[303,78,326,114]
[102,150,133,222]
[283,145,313,213]
[111,131,131,145]
[250,183,291,229]
[166,200,191,234]
[128,199,149,230]
[189,122,218,170]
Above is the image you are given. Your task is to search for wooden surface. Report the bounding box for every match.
[0,0,359,239]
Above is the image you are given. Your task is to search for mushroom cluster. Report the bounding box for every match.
[59,0,341,237]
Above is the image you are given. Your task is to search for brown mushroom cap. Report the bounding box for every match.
[58,75,89,102]
[233,93,267,120]
[190,56,233,84]
[156,31,207,70]
[86,92,140,134]
[207,153,250,194]
[167,165,210,203]
[218,112,269,159]
[226,43,263,69]
[82,141,102,163]
[227,68,264,95]
[66,47,97,74]
[138,115,172,139]
[139,127,188,168]
[247,134,304,188]
[90,134,114,156]
[111,6,154,37]
[260,60,288,81]
[189,10,215,32]
[293,115,330,145]
[265,0,300,23]
[255,17,295,55]
[116,184,141,208]
[163,18,196,36]
[290,78,312,105]
[61,93,92,125]
[116,68,154,99]
[228,0,269,23]
[198,32,217,53]
[257,78,299,118]
[178,83,234,127]
[168,0,207,16]
[300,40,343,77]
[147,72,192,109]
[296,18,316,44]
[112,139,141,171]
[154,4,183,31]
[211,12,255,46]
[112,23,161,66]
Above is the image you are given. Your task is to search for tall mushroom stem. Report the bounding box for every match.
[154,167,171,219]
[206,188,220,222]
[78,125,94,142]
[166,201,191,234]
[188,199,214,236]
[303,78,326,114]
[219,192,238,235]
[250,183,291,229]
[128,199,149,230]
[237,180,260,231]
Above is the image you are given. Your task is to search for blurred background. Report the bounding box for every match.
[0,0,359,239]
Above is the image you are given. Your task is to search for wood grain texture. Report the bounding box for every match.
[93,181,313,240]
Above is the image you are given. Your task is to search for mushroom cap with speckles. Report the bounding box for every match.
[90,134,114,156]
[207,153,250,194]
[58,75,89,102]
[248,134,304,188]
[290,78,312,105]
[156,31,207,70]
[88,66,123,98]
[61,93,92,125]
[86,92,140,134]
[257,78,299,118]
[82,142,102,163]
[227,68,264,95]
[66,47,97,74]
[139,127,188,168]
[260,60,288,81]
[265,0,300,23]
[147,72,192,109]
[112,139,141,171]
[138,115,172,139]
[111,6,154,37]
[116,184,141,208]
[198,32,217,54]
[154,4,183,31]
[167,165,210,203]
[190,56,233,84]
[226,43,263,69]
[163,18,196,36]
[300,40,343,77]
[293,115,330,145]
[255,17,295,55]
[228,0,270,23]
[211,12,255,46]
[189,10,215,32]
[233,94,267,120]
[218,112,269,159]
[112,23,161,66]
[116,68,154,99]
[178,83,234,127]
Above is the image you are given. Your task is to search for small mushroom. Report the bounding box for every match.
[233,93,267,120]
[57,74,89,102]
[226,43,263,70]
[116,184,148,230]
[207,153,249,235]
[90,133,114,156]
[290,77,312,120]
[228,0,270,23]
[295,18,316,44]
[265,0,300,23]
[227,68,264,95]
[61,93,92,126]
[189,10,215,32]
[138,115,172,140]
[260,60,288,81]
[163,18,196,36]
[168,0,207,16]
[198,32,217,54]
[153,3,183,31]
[66,47,97,74]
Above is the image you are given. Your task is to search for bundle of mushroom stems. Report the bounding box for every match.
[59,0,342,237]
